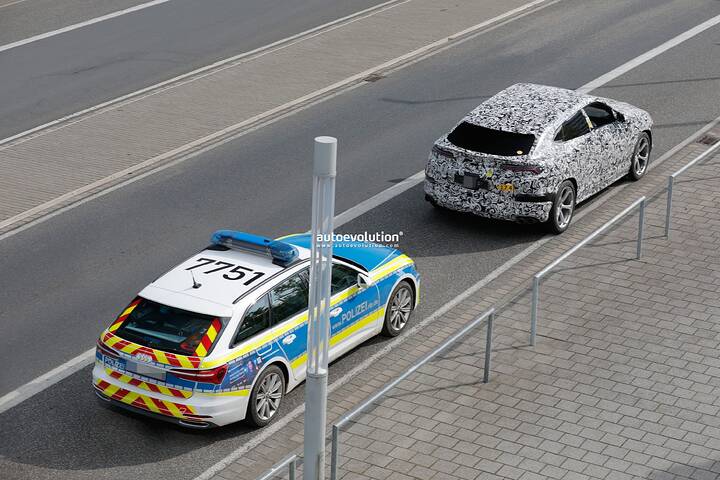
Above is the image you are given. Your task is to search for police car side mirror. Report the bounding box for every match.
[357,273,373,290]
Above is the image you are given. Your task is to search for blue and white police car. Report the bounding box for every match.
[93,231,419,428]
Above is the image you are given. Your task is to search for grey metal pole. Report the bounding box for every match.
[330,425,340,480]
[665,176,674,238]
[530,275,539,346]
[483,312,494,383]
[289,459,296,480]
[637,198,645,259]
[304,136,337,480]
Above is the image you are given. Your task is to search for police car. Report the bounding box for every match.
[93,231,420,428]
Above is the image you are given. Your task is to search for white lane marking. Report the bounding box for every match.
[335,171,425,228]
[0,0,556,415]
[0,0,32,9]
[0,0,408,149]
[0,348,95,414]
[0,0,177,54]
[577,13,720,94]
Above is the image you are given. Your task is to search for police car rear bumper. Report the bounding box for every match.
[92,363,250,428]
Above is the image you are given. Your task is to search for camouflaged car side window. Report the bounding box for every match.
[585,102,615,129]
[555,111,591,142]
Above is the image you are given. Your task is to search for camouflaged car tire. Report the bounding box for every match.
[629,132,651,181]
[547,180,576,235]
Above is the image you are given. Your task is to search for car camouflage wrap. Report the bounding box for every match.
[93,231,419,427]
[424,83,652,223]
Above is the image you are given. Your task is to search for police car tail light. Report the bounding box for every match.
[97,341,120,359]
[171,364,228,385]
[501,163,543,174]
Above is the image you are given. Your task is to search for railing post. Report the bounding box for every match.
[637,199,645,259]
[330,425,340,480]
[530,275,539,346]
[289,458,296,480]
[665,176,674,238]
[483,311,494,383]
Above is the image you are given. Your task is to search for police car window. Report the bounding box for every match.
[584,102,615,129]
[332,264,357,294]
[235,295,270,345]
[114,298,221,356]
[555,110,590,141]
[270,269,309,325]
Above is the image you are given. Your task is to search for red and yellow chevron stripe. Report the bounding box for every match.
[194,318,222,357]
[105,368,192,399]
[108,298,141,333]
[95,378,196,418]
[101,331,202,368]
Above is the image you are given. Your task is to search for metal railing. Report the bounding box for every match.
[529,197,646,346]
[665,140,720,238]
[256,454,298,480]
[329,308,496,480]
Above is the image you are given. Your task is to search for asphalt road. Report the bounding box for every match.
[1,0,720,479]
[0,0,392,139]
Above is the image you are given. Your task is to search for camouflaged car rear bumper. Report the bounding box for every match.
[424,180,553,223]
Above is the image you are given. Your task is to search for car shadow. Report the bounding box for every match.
[0,365,269,472]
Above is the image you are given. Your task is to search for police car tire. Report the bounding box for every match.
[246,365,285,428]
[381,281,414,337]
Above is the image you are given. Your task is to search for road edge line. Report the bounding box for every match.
[0,0,176,53]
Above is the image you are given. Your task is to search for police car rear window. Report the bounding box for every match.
[447,122,536,156]
[114,298,222,356]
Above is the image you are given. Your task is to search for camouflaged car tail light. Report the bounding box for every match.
[432,144,455,158]
[501,163,543,174]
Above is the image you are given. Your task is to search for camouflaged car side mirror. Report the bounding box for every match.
[615,110,626,123]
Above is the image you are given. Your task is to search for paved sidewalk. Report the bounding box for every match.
[0,0,539,235]
[214,131,720,480]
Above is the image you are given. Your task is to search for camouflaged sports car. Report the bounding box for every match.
[424,83,653,233]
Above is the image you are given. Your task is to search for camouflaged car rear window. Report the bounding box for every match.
[447,122,536,156]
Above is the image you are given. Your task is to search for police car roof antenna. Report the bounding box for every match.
[189,270,202,289]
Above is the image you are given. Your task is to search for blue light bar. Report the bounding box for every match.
[210,230,299,266]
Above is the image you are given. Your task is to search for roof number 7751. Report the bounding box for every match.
[186,257,265,285]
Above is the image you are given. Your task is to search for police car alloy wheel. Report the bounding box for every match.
[248,365,285,427]
[629,132,651,181]
[547,180,575,234]
[382,281,414,337]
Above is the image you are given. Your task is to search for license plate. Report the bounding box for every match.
[455,173,486,190]
[104,356,125,372]
[127,360,166,381]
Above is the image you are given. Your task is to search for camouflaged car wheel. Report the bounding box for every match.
[547,180,576,234]
[247,365,285,427]
[629,132,651,181]
[382,281,414,337]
